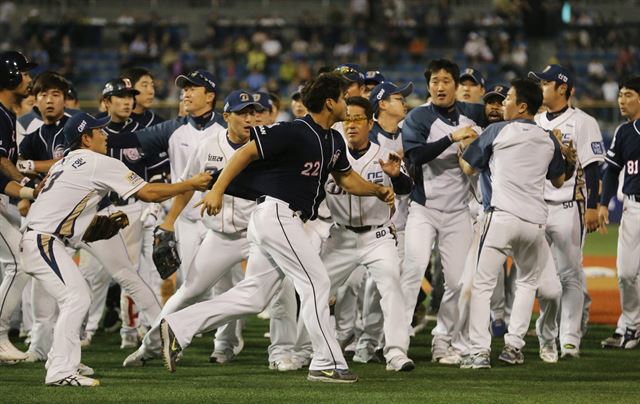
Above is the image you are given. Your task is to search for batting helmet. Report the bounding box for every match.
[0,51,38,90]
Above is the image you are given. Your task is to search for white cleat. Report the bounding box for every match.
[0,339,28,362]
[78,363,95,376]
[120,334,138,349]
[123,348,154,367]
[24,351,45,363]
[47,374,100,387]
[385,355,415,372]
[269,357,299,372]
[539,342,558,363]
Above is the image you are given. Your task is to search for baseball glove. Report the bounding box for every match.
[153,226,181,279]
[82,211,129,243]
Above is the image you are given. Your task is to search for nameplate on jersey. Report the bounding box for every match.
[207,154,223,162]
[72,157,86,169]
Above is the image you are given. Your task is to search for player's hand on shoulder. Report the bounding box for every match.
[194,188,223,217]
[596,204,609,235]
[375,185,395,207]
[450,126,478,142]
[186,171,213,191]
[379,153,401,178]
[561,139,577,166]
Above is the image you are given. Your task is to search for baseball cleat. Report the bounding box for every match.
[24,350,45,363]
[80,331,93,348]
[307,368,358,383]
[498,344,524,365]
[160,320,181,373]
[431,338,450,363]
[78,363,95,376]
[0,340,28,362]
[46,374,100,387]
[352,345,376,364]
[438,351,462,365]
[120,334,138,349]
[601,332,623,348]
[269,357,299,372]
[539,342,558,363]
[561,343,580,358]
[123,348,154,367]
[209,348,235,364]
[621,327,640,349]
[385,355,415,372]
[461,352,491,369]
[291,354,311,369]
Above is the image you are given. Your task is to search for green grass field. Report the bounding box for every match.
[583,224,618,257]
[1,317,638,403]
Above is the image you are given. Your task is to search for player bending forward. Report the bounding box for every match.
[21,112,211,387]
[160,72,395,384]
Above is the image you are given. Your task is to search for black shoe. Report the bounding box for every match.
[307,369,358,384]
[160,320,181,373]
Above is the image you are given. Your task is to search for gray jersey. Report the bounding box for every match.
[462,119,565,224]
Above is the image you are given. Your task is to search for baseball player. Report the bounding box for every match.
[456,68,486,103]
[598,75,640,349]
[161,72,395,384]
[529,64,605,360]
[322,95,414,371]
[0,51,37,363]
[120,67,166,128]
[460,79,573,368]
[253,91,274,125]
[21,111,212,386]
[290,86,308,119]
[362,71,385,99]
[123,90,264,366]
[401,59,484,362]
[352,80,412,363]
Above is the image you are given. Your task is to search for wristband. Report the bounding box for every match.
[19,186,35,200]
[16,160,35,173]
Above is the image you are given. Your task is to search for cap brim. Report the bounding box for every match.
[89,115,112,129]
[482,92,505,102]
[227,101,261,113]
[460,74,481,84]
[527,71,547,82]
[175,75,200,89]
[111,89,141,97]
[393,82,414,97]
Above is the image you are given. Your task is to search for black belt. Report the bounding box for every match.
[628,194,640,202]
[256,196,310,222]
[343,224,383,233]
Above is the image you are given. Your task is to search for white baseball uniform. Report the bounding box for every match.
[22,148,146,383]
[534,107,604,349]
[322,142,411,363]
[463,118,566,354]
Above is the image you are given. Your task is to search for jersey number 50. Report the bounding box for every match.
[301,161,320,177]
[627,160,639,175]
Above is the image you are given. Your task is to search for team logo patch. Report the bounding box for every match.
[123,148,141,162]
[366,71,377,78]
[330,150,342,167]
[125,171,142,185]
[53,145,65,160]
[591,141,604,155]
[465,68,474,75]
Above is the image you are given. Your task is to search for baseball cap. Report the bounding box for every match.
[364,70,385,86]
[482,84,509,102]
[175,70,217,92]
[528,64,574,88]
[334,63,365,84]
[252,91,272,111]
[291,84,304,101]
[102,78,140,98]
[460,68,485,87]
[369,81,413,113]
[223,90,262,113]
[63,112,110,145]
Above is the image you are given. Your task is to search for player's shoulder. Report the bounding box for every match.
[614,120,639,138]
[483,120,511,137]
[571,107,599,126]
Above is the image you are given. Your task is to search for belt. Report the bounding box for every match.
[342,224,384,233]
[256,196,310,222]
[628,194,640,202]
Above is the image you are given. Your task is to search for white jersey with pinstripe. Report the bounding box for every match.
[24,149,146,244]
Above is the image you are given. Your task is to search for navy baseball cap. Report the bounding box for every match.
[335,64,365,84]
[528,64,574,88]
[291,84,304,101]
[483,84,509,102]
[369,81,413,113]
[252,91,272,111]
[224,90,262,113]
[63,112,110,144]
[460,68,485,87]
[365,70,385,85]
[175,70,217,92]
[102,78,140,98]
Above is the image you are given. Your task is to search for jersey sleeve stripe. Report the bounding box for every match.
[121,181,147,200]
[253,132,265,160]
[604,156,621,168]
[146,158,169,169]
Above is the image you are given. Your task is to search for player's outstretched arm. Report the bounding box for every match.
[2,180,36,200]
[196,141,260,216]
[158,190,194,231]
[331,169,395,207]
[136,172,212,203]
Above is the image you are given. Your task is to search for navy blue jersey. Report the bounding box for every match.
[130,109,166,129]
[19,115,68,161]
[0,101,17,164]
[225,114,351,220]
[605,120,640,195]
[0,171,10,194]
[104,118,148,179]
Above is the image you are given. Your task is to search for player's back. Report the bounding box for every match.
[488,119,559,224]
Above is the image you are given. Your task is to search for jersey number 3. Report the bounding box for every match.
[627,160,639,175]
[40,171,63,193]
[301,161,320,177]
